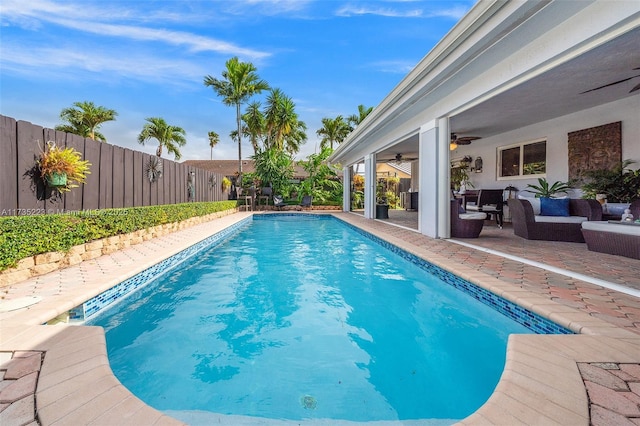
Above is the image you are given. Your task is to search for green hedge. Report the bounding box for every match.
[0,201,238,271]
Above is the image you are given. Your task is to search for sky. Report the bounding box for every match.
[0,0,474,161]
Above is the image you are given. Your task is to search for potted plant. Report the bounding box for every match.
[451,156,473,193]
[37,141,91,192]
[221,176,231,193]
[376,179,389,219]
[525,178,571,198]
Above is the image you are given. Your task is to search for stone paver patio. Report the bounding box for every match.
[1,211,639,425]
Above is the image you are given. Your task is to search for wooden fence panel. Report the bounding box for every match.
[133,151,143,207]
[82,137,101,210]
[123,149,134,208]
[141,153,151,206]
[16,121,45,213]
[162,160,173,204]
[112,145,125,209]
[167,161,175,205]
[156,158,164,205]
[99,142,113,209]
[63,133,85,213]
[0,116,18,214]
[150,156,158,206]
[176,164,184,203]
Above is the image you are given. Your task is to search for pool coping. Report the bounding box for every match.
[1,211,639,425]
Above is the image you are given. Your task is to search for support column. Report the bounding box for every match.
[342,166,351,212]
[364,153,376,219]
[437,118,451,238]
[418,118,450,238]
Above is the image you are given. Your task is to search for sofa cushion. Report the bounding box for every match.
[582,220,640,236]
[540,197,570,216]
[459,212,487,220]
[518,194,540,215]
[604,203,631,216]
[534,215,588,224]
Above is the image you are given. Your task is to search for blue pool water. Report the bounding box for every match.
[89,215,537,423]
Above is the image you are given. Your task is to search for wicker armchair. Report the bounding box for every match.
[450,199,486,238]
[508,198,602,242]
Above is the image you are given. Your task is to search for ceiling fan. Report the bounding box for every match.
[394,153,417,163]
[450,133,481,150]
[580,67,640,94]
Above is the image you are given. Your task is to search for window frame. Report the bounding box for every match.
[497,138,547,180]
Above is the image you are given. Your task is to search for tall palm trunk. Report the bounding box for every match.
[236,102,242,178]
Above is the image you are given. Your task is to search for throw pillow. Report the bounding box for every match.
[540,197,570,216]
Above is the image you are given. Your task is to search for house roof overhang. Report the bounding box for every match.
[329,0,640,166]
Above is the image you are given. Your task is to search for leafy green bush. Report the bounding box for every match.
[0,201,237,271]
[580,160,640,203]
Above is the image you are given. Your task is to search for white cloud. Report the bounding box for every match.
[53,18,269,60]
[0,43,207,84]
[336,5,422,18]
[223,0,314,16]
[368,60,416,74]
[0,0,271,60]
[335,3,469,20]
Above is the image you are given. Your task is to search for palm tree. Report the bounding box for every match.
[316,116,350,151]
[347,104,373,130]
[242,101,266,154]
[138,117,187,160]
[204,57,269,177]
[264,88,300,151]
[56,101,117,142]
[283,120,307,156]
[208,131,219,160]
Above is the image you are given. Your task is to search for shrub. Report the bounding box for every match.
[0,201,237,271]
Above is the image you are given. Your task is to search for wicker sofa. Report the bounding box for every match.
[508,198,602,242]
[581,200,640,259]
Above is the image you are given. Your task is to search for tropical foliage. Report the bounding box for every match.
[137,117,187,160]
[233,88,308,156]
[251,147,294,197]
[208,131,219,160]
[56,101,117,142]
[525,178,572,198]
[316,116,350,151]
[347,104,373,130]
[580,160,640,203]
[204,57,269,176]
[221,176,232,193]
[297,147,342,203]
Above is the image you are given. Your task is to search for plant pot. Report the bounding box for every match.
[376,204,389,219]
[45,172,67,187]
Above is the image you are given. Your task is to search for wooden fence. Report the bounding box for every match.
[0,115,227,215]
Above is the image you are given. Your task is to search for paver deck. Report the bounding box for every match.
[1,211,639,425]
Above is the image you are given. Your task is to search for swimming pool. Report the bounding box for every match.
[87,214,568,423]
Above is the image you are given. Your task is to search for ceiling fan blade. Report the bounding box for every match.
[630,82,640,93]
[581,74,640,94]
[455,136,481,145]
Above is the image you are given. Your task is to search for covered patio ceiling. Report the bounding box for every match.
[375,26,640,163]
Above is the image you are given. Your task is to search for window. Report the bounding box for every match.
[498,140,546,179]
